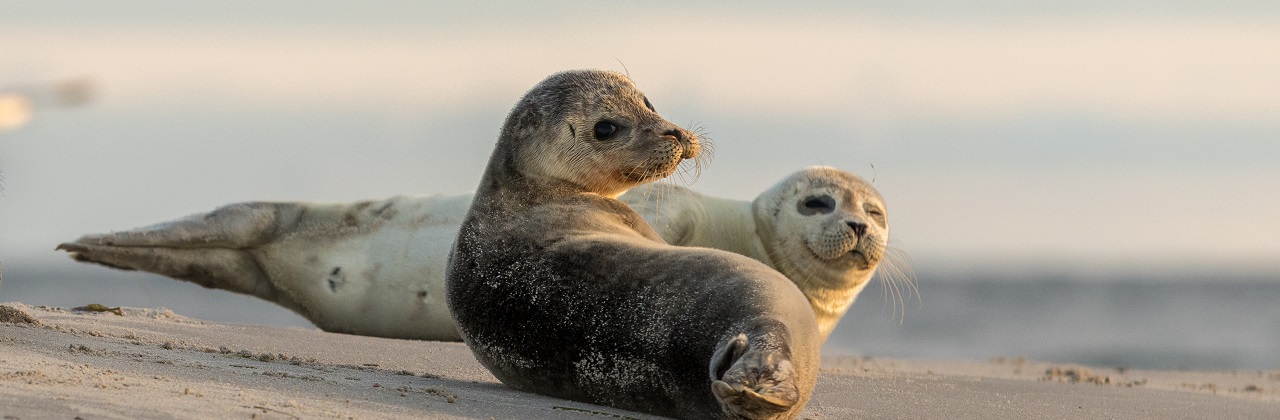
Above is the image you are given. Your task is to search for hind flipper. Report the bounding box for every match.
[69,202,296,249]
[709,333,800,419]
[55,242,290,310]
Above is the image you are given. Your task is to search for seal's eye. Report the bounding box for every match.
[593,120,620,140]
[797,195,836,216]
[643,97,655,112]
[866,206,886,225]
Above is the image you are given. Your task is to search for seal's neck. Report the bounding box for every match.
[474,146,591,207]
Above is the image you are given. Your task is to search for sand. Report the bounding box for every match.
[1,302,1277,419]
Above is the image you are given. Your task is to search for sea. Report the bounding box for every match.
[2,256,1277,372]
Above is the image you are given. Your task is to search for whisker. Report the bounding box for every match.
[613,56,631,79]
[885,242,920,305]
[872,241,918,324]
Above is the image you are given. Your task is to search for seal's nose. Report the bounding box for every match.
[665,128,699,159]
[846,220,867,238]
[663,129,684,142]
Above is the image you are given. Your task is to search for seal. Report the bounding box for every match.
[446,70,818,419]
[57,169,902,344]
[623,166,899,341]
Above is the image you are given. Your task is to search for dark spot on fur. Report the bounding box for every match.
[342,201,375,226]
[328,267,342,292]
[372,201,396,219]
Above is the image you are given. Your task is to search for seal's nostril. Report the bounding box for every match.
[663,129,684,142]
[846,221,867,238]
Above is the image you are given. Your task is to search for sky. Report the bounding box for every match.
[2,1,1278,277]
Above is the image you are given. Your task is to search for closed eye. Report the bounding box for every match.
[865,205,886,224]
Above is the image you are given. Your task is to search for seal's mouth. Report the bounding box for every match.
[824,249,873,271]
[846,249,870,266]
[621,166,673,183]
[804,239,872,269]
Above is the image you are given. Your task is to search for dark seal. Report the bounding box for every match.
[446,70,819,419]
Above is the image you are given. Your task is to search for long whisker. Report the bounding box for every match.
[885,241,920,304]
[873,241,918,324]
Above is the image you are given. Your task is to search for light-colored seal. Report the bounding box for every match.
[446,70,818,419]
[56,165,901,345]
[624,166,900,341]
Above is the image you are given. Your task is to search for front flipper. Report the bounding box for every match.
[709,332,800,419]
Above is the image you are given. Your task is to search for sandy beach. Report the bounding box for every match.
[1,302,1276,419]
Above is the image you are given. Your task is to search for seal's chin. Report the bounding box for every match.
[621,149,688,184]
[621,162,678,184]
[843,250,872,269]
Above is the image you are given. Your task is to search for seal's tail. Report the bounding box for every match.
[709,332,800,419]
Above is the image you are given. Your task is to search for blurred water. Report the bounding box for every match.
[828,272,1280,371]
[3,255,1276,371]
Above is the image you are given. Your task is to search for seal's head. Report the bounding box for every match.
[753,166,888,290]
[488,70,699,198]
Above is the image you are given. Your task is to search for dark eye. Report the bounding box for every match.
[643,97,655,112]
[797,195,836,216]
[593,120,620,140]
